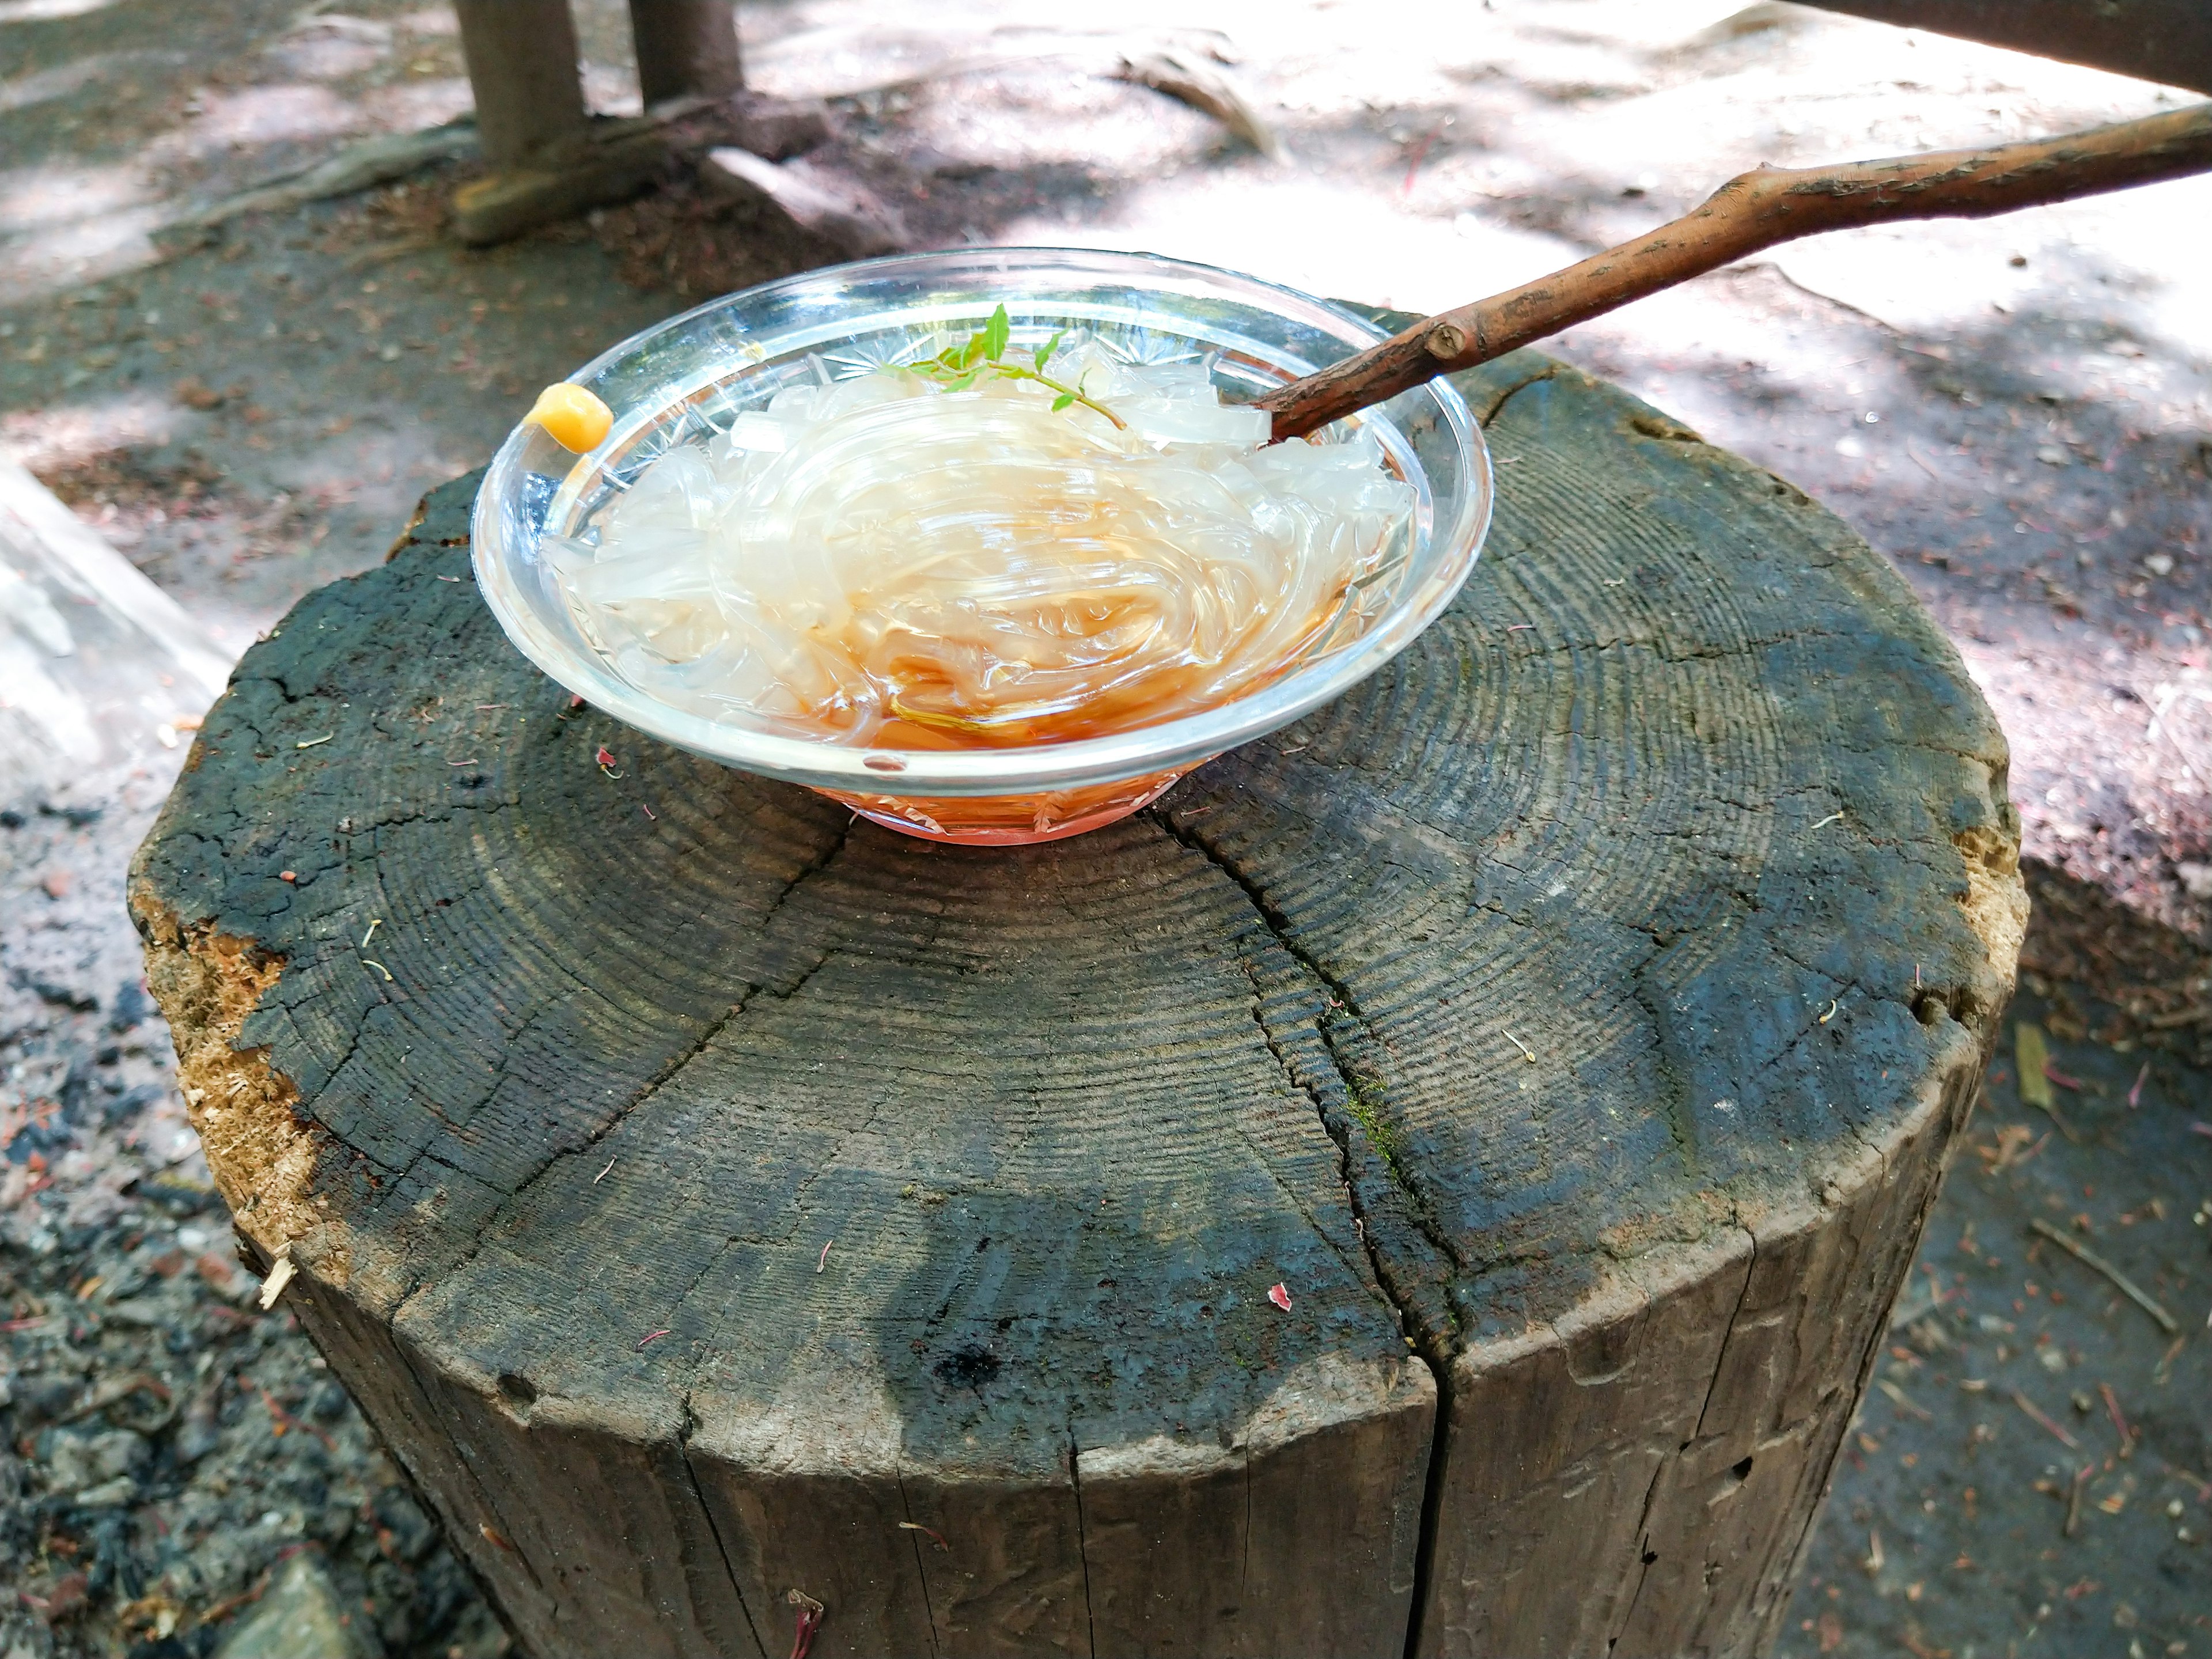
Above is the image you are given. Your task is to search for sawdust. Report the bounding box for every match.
[1951,822,2029,1014]
[127,889,343,1285]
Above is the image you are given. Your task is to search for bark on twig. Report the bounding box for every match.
[1260,101,2212,440]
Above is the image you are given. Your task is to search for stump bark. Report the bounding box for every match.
[130,346,2024,1659]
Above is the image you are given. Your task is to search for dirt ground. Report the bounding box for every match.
[1,1,2208,1656]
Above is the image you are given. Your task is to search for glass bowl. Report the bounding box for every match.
[471,248,1491,845]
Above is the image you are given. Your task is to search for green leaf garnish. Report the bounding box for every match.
[893,310,1124,430]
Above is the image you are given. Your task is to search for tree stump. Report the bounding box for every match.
[130,350,2025,1658]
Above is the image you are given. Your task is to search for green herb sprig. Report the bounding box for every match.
[903,305,1126,430]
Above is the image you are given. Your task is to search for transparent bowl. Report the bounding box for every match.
[472,248,1491,844]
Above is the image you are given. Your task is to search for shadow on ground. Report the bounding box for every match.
[1779,861,2211,1659]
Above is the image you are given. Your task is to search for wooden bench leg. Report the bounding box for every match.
[450,0,730,245]
[453,0,592,169]
[630,0,744,104]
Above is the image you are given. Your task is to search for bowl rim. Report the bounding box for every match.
[471,245,1491,797]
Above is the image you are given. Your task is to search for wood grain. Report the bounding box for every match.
[132,342,2022,1657]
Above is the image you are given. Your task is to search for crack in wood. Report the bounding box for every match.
[1474,366,1559,429]
[677,1399,768,1659]
[1149,807,1465,1287]
[385,814,853,1325]
[1068,1427,1099,1659]
[892,1465,941,1659]
[1147,805,1455,1659]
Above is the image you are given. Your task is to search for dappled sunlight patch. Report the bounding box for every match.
[998,170,1579,317]
[262,22,392,85]
[0,161,150,234]
[0,70,415,304]
[1767,176,2212,375]
[395,6,460,37]
[579,59,645,119]
[0,202,170,308]
[0,391,194,473]
[0,48,180,116]
[358,76,472,136]
[0,0,122,21]
[261,419,476,516]
[142,82,370,172]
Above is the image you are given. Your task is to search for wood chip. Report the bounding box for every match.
[256,1251,296,1310]
[1878,1378,1933,1420]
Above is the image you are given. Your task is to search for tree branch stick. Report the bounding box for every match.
[2029,1218,2180,1335]
[1259,101,2212,441]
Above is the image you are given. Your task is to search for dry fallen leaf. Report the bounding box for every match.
[2015,1021,2054,1108]
[1978,1122,2036,1173]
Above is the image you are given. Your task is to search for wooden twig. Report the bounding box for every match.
[1259,101,2212,440]
[2011,1387,2080,1449]
[1116,50,1282,160]
[2065,1462,2092,1537]
[2099,1382,2134,1458]
[2166,1461,2212,1503]
[196,1569,274,1630]
[1877,1378,1932,1421]
[2028,1219,2180,1335]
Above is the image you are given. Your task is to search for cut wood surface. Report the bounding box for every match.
[131,338,2024,1658]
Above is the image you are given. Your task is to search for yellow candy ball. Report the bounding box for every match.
[525,382,612,452]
